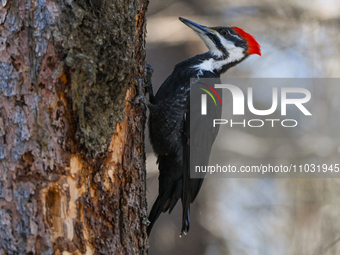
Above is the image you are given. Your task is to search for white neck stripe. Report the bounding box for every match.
[193,47,245,75]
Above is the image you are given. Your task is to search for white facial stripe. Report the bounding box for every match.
[193,46,245,75]
[226,46,245,63]
[229,33,242,41]
[198,33,224,57]
[197,30,242,58]
[216,33,238,51]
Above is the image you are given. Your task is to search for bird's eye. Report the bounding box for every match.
[225,30,230,35]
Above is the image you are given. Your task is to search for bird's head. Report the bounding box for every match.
[179,17,261,61]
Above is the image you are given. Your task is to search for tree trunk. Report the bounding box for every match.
[0,0,149,254]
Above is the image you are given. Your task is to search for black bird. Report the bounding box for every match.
[146,17,261,236]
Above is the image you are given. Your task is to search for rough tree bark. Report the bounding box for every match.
[0,0,149,254]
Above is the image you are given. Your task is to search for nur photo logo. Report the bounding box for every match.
[198,83,312,128]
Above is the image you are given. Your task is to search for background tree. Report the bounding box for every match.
[0,0,149,254]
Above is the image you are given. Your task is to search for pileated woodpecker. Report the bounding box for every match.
[146,17,261,236]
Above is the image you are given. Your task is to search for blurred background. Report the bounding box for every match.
[145,0,340,254]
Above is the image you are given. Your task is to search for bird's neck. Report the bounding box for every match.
[192,50,247,76]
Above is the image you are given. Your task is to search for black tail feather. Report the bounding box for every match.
[147,183,175,236]
[180,206,190,236]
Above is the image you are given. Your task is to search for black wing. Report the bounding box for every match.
[147,69,222,235]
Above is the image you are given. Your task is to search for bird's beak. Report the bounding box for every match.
[179,17,215,36]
